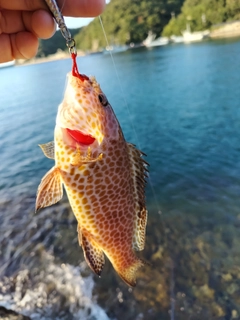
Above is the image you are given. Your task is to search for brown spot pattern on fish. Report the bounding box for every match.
[36,71,148,286]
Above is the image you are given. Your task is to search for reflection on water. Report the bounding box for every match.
[1,39,240,319]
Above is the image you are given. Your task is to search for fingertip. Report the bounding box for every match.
[91,0,106,16]
[15,32,39,59]
[31,9,56,39]
[61,0,106,17]
[0,34,13,63]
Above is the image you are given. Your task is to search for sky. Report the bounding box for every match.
[64,0,110,28]
[64,17,94,29]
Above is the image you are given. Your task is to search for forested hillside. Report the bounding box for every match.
[163,0,240,36]
[37,0,240,56]
[75,0,184,51]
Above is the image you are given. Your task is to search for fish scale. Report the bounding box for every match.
[36,56,148,286]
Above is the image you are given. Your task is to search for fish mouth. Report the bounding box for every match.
[62,128,96,147]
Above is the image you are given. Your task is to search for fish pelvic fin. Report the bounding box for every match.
[39,141,55,160]
[36,166,63,212]
[113,253,146,287]
[80,230,105,276]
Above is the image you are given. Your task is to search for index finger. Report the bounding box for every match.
[0,0,106,17]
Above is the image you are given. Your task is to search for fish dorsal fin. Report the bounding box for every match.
[127,143,148,251]
[36,166,63,211]
[39,141,55,159]
[80,229,105,276]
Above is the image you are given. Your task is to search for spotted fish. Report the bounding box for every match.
[36,55,148,286]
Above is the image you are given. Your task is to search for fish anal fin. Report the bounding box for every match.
[39,141,55,159]
[81,231,105,276]
[127,143,148,251]
[36,166,63,211]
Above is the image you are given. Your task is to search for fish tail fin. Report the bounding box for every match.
[113,254,146,287]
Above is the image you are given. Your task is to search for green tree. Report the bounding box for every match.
[163,0,240,36]
[225,0,240,20]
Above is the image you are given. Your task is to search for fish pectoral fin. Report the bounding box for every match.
[81,231,105,276]
[36,166,63,212]
[70,146,102,166]
[39,141,55,159]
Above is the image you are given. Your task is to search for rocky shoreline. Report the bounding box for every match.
[16,50,85,66]
[1,196,240,319]
[210,21,240,39]
[0,306,31,320]
[94,207,240,320]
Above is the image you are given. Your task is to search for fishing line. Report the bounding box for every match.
[170,260,176,320]
[60,0,66,12]
[99,16,161,215]
[99,16,176,316]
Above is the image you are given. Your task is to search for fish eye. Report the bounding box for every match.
[98,94,108,107]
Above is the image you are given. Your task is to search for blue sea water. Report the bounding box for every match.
[1,38,240,319]
[1,40,240,215]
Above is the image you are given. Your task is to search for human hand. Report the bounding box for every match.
[0,0,105,63]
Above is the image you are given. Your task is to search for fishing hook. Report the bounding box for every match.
[44,0,77,54]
